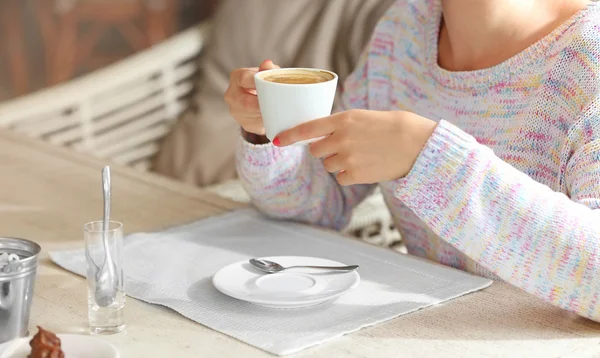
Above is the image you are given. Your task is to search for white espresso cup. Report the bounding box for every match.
[254,68,338,144]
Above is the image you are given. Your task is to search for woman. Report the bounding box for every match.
[225,0,600,320]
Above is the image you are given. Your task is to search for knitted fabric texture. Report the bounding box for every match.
[236,0,600,320]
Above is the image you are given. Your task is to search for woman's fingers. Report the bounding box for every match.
[226,61,281,136]
[336,170,356,186]
[309,136,337,158]
[322,154,345,173]
[276,116,337,146]
[226,86,260,113]
[259,60,280,71]
[230,67,259,90]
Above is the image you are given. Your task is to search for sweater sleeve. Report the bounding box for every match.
[393,117,600,320]
[235,50,376,230]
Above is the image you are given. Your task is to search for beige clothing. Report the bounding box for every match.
[152,0,395,186]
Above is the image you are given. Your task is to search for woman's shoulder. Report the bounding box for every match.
[366,0,436,60]
[376,0,436,30]
[546,4,600,113]
[556,3,600,55]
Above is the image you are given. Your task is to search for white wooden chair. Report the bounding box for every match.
[0,22,402,249]
[0,23,209,172]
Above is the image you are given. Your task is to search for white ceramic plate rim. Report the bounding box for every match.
[0,334,119,358]
[212,256,360,306]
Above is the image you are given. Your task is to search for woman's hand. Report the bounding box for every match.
[224,60,279,138]
[273,110,438,185]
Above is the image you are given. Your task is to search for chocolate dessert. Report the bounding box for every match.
[28,326,64,358]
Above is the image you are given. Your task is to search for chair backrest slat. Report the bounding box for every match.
[0,22,209,169]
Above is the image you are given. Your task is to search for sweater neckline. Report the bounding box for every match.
[425,0,596,91]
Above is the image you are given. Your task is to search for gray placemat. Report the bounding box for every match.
[50,209,492,356]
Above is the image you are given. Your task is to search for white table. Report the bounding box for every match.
[2,130,600,357]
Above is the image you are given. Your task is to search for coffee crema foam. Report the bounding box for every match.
[262,70,334,84]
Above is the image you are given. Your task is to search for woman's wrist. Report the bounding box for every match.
[241,128,270,145]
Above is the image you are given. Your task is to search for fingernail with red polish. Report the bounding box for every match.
[272,137,280,146]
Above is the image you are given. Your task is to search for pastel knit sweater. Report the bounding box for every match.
[236,0,600,320]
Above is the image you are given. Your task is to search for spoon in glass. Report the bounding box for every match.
[95,166,117,307]
[249,258,358,274]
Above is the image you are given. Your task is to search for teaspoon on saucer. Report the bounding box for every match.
[250,258,358,274]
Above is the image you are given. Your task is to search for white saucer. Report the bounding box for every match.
[213,256,360,309]
[0,334,119,358]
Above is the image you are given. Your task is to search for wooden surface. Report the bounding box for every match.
[2,129,600,358]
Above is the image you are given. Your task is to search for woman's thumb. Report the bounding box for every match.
[259,60,280,71]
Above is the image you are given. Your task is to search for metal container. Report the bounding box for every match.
[0,237,41,344]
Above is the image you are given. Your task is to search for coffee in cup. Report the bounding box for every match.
[262,69,334,85]
[254,68,338,144]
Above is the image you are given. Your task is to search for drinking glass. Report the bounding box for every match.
[84,221,125,334]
